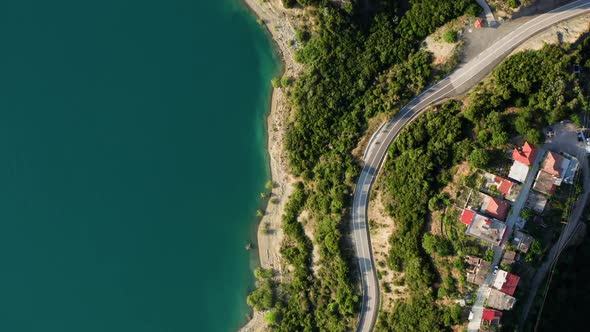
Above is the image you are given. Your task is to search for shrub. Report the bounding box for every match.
[443,30,458,43]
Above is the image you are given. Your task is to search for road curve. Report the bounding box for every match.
[352,2,590,331]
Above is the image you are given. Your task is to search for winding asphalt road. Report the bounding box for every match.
[352,1,590,331]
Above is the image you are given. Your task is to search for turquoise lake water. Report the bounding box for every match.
[0,1,278,331]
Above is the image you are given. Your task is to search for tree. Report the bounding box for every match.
[520,208,534,222]
[443,30,457,43]
[507,0,520,8]
[247,279,274,311]
[281,0,295,8]
[525,240,543,265]
[271,77,279,88]
[281,76,292,87]
[265,310,281,325]
[468,148,490,168]
[422,234,438,254]
[525,128,544,145]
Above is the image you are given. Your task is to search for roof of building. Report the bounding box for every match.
[543,151,564,177]
[533,171,557,196]
[474,17,484,28]
[481,172,520,201]
[512,142,537,166]
[466,213,507,246]
[526,190,549,214]
[496,176,514,198]
[487,288,516,311]
[461,209,476,225]
[482,309,503,324]
[501,250,517,266]
[465,256,491,285]
[484,196,510,221]
[511,230,534,253]
[501,273,521,296]
[508,160,530,183]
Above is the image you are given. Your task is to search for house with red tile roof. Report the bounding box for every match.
[461,209,476,225]
[533,150,573,195]
[543,151,564,177]
[491,270,520,296]
[508,142,538,182]
[480,172,521,201]
[474,17,484,28]
[512,142,537,166]
[481,195,510,221]
[481,309,503,326]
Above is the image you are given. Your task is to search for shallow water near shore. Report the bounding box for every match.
[0,0,278,331]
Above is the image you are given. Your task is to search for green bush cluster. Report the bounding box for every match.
[275,1,476,330]
[378,101,470,330]
[465,43,590,148]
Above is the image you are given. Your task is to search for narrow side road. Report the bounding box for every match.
[352,2,590,331]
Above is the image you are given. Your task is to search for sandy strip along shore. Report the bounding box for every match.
[239,0,303,331]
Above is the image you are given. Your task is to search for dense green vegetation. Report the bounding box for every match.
[251,0,590,330]
[377,101,473,330]
[464,39,590,148]
[376,34,590,330]
[247,268,275,311]
[268,0,477,330]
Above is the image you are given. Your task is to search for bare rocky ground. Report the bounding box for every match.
[462,0,581,62]
[367,188,407,312]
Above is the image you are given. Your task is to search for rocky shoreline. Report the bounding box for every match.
[239,0,302,330]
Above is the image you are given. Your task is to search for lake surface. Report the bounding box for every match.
[0,1,278,331]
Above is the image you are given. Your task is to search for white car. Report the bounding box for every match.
[492,265,498,275]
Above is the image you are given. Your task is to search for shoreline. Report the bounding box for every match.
[238,0,302,330]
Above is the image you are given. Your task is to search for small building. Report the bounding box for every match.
[462,209,507,245]
[480,194,510,221]
[533,170,557,195]
[533,151,578,196]
[461,209,477,225]
[474,17,484,28]
[512,230,534,253]
[513,142,538,166]
[481,309,503,327]
[480,172,520,201]
[501,250,517,267]
[491,270,521,296]
[508,142,538,182]
[542,151,568,183]
[465,255,492,285]
[526,190,549,214]
[487,288,516,310]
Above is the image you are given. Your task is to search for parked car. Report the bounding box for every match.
[577,131,584,142]
[492,265,498,275]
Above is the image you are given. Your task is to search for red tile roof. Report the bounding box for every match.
[496,177,514,198]
[485,197,510,221]
[461,209,475,225]
[482,309,503,322]
[512,141,537,166]
[501,273,520,296]
[543,151,564,177]
[474,18,484,28]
